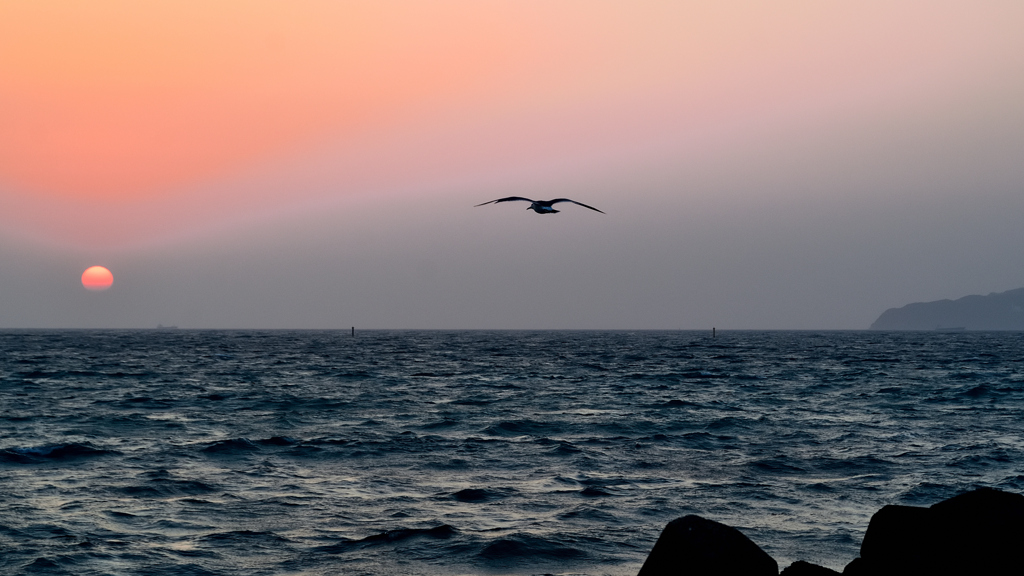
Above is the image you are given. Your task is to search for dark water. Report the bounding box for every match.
[2,330,1023,575]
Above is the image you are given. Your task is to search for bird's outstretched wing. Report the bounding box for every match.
[474,196,534,207]
[550,198,605,214]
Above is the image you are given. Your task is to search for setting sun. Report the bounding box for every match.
[81,265,114,291]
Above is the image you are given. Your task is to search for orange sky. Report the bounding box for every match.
[0,1,532,201]
[2,1,1022,247]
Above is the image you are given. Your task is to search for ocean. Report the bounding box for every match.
[2,330,1022,575]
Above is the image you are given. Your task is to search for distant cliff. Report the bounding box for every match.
[871,287,1024,330]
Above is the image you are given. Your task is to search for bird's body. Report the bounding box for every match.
[474,196,605,214]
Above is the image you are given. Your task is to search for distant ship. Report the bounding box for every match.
[934,326,966,332]
[155,324,179,330]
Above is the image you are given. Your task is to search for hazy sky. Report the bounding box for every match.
[2,1,1023,329]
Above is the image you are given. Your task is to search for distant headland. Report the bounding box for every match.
[871,287,1024,330]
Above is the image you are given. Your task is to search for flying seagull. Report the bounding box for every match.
[474,196,605,214]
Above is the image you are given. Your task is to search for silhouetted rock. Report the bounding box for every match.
[855,504,935,569]
[870,287,1024,330]
[780,560,840,575]
[637,515,778,576]
[843,487,1024,575]
[639,489,1024,576]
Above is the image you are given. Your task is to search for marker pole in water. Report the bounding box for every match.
[713,327,716,338]
[352,327,355,337]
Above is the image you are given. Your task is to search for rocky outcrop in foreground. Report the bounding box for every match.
[637,487,1024,575]
[637,515,777,575]
[870,287,1024,330]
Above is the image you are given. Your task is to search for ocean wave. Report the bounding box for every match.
[201,438,260,453]
[315,525,458,553]
[543,440,583,456]
[748,456,807,474]
[816,455,893,474]
[677,431,736,450]
[117,478,218,498]
[652,399,702,408]
[256,436,299,446]
[0,442,119,463]
[706,416,753,431]
[200,530,291,544]
[580,486,614,497]
[134,562,223,576]
[483,419,563,437]
[421,417,459,429]
[450,487,515,502]
[477,533,587,563]
[557,506,618,522]
[198,393,231,401]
